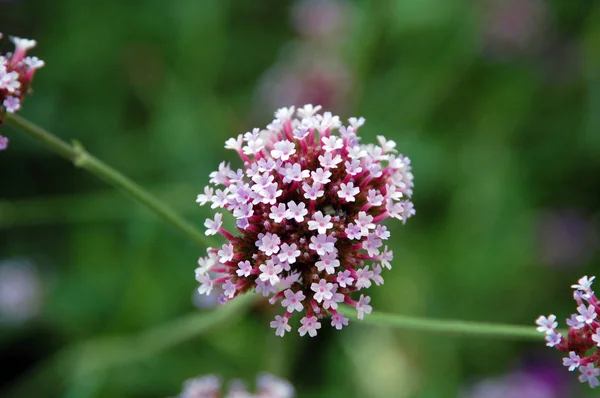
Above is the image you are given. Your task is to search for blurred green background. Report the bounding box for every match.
[1,0,600,397]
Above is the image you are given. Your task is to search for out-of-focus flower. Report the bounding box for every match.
[290,0,353,41]
[177,373,294,398]
[536,210,597,268]
[0,259,43,324]
[536,275,600,389]
[195,105,415,337]
[479,0,549,59]
[0,33,44,151]
[461,371,560,398]
[256,47,353,117]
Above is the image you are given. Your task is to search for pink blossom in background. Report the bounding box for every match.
[461,371,561,398]
[290,0,353,41]
[195,105,415,337]
[0,259,43,324]
[536,210,597,269]
[478,0,550,59]
[178,373,294,398]
[255,47,353,117]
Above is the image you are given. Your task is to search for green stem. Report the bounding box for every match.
[5,113,214,248]
[339,305,556,341]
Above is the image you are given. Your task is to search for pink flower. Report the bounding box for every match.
[298,315,321,337]
[0,34,44,152]
[195,105,415,336]
[537,274,600,389]
[0,135,8,151]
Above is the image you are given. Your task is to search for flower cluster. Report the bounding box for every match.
[195,105,415,337]
[536,275,600,388]
[0,34,45,151]
[178,373,294,398]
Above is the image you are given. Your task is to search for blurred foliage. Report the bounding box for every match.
[1,0,600,397]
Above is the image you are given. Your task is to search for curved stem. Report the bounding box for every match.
[5,113,214,248]
[339,305,554,341]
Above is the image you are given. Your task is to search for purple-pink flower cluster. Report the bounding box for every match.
[195,105,415,337]
[178,372,294,398]
[536,275,600,388]
[0,34,44,151]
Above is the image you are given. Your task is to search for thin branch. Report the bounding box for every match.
[339,305,556,341]
[5,113,214,248]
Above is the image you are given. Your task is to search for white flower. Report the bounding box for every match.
[309,234,336,255]
[356,295,372,320]
[572,275,595,292]
[297,104,322,118]
[285,201,308,222]
[256,232,281,256]
[576,304,597,325]
[336,270,354,287]
[311,279,334,303]
[278,243,301,264]
[311,168,332,184]
[282,162,309,183]
[321,136,343,152]
[535,314,558,334]
[563,352,581,371]
[10,36,37,51]
[331,313,349,330]
[269,203,287,223]
[318,151,342,169]
[354,266,373,289]
[275,106,295,121]
[308,211,333,234]
[367,189,384,206]
[217,243,234,263]
[545,331,562,347]
[271,140,296,161]
[281,289,305,313]
[302,182,324,200]
[197,274,213,296]
[344,159,362,176]
[2,96,20,113]
[258,260,283,286]
[566,313,585,329]
[348,116,365,128]
[315,252,340,274]
[236,260,252,277]
[298,316,321,337]
[204,213,223,236]
[377,135,397,153]
[23,56,44,70]
[338,182,360,202]
[356,211,375,235]
[270,315,291,337]
[0,73,20,93]
[344,223,362,240]
[222,280,236,299]
[578,363,600,388]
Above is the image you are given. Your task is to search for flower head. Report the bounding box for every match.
[0,34,44,151]
[195,105,415,336]
[536,274,600,388]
